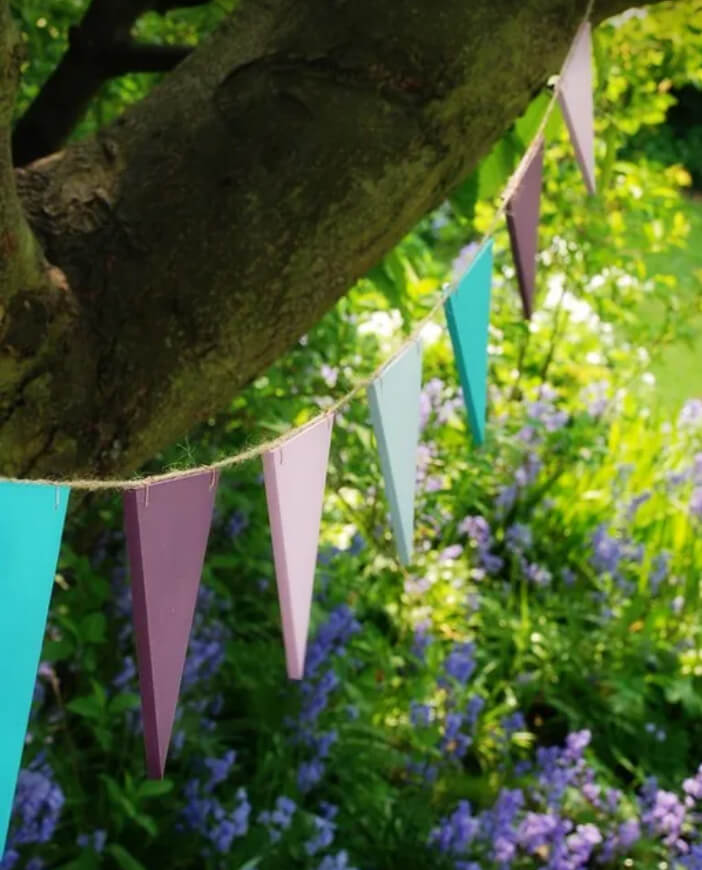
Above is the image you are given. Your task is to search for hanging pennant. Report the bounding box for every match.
[367,341,423,565]
[263,416,333,680]
[506,138,544,320]
[123,471,218,778]
[444,239,493,446]
[558,21,596,194]
[0,483,69,855]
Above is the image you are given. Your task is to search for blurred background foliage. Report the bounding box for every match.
[4,1,702,869]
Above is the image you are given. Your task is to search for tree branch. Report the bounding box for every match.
[11,0,205,166]
[2,0,661,479]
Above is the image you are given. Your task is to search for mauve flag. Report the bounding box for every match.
[506,138,545,319]
[558,21,596,194]
[124,471,218,778]
[0,483,69,856]
[263,417,333,680]
[367,340,423,565]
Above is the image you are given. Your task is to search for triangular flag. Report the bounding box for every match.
[263,417,333,680]
[0,483,69,854]
[558,21,596,194]
[506,138,545,319]
[367,341,423,565]
[124,471,218,778]
[444,239,493,446]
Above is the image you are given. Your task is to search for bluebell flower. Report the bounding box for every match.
[430,800,480,853]
[443,642,476,685]
[305,814,336,855]
[525,562,552,587]
[679,398,702,428]
[6,763,64,848]
[310,730,338,759]
[458,515,491,548]
[566,822,602,864]
[320,364,338,388]
[591,524,622,575]
[298,759,325,793]
[112,655,137,691]
[641,786,686,848]
[505,522,533,553]
[465,695,484,728]
[496,484,518,515]
[77,829,107,852]
[501,712,526,738]
[209,790,250,853]
[691,488,702,520]
[410,702,432,728]
[203,750,236,792]
[439,544,463,562]
[259,796,296,842]
[226,510,249,539]
[411,620,433,661]
[517,811,569,854]
[316,851,357,870]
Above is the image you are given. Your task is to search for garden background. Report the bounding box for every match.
[4,1,702,868]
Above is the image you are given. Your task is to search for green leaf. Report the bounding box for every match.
[108,692,141,715]
[106,844,147,870]
[80,612,107,644]
[449,170,479,221]
[137,779,174,798]
[66,695,103,720]
[42,637,75,662]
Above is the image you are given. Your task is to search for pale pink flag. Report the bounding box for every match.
[558,21,596,194]
[263,416,333,679]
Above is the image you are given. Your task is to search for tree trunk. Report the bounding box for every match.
[0,0,642,478]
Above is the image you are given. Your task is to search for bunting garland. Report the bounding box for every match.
[558,21,596,194]
[263,417,334,680]
[367,340,423,565]
[124,472,219,778]
[506,138,545,319]
[445,240,494,446]
[0,484,69,853]
[0,12,600,797]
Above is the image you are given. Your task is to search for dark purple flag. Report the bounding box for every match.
[124,471,218,778]
[506,138,544,320]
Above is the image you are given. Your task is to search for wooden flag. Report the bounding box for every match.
[558,21,596,194]
[444,239,494,446]
[263,417,333,680]
[367,341,423,565]
[506,138,545,319]
[124,471,218,778]
[0,483,69,855]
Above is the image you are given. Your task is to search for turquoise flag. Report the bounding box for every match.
[367,341,423,565]
[0,483,69,855]
[445,240,493,445]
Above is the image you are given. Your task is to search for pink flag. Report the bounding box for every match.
[263,417,333,680]
[506,138,544,319]
[124,471,218,778]
[558,21,595,194]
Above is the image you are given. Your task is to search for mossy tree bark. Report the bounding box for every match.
[0,0,648,478]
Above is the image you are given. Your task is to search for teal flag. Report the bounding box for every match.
[0,483,69,855]
[367,341,423,564]
[444,240,493,445]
